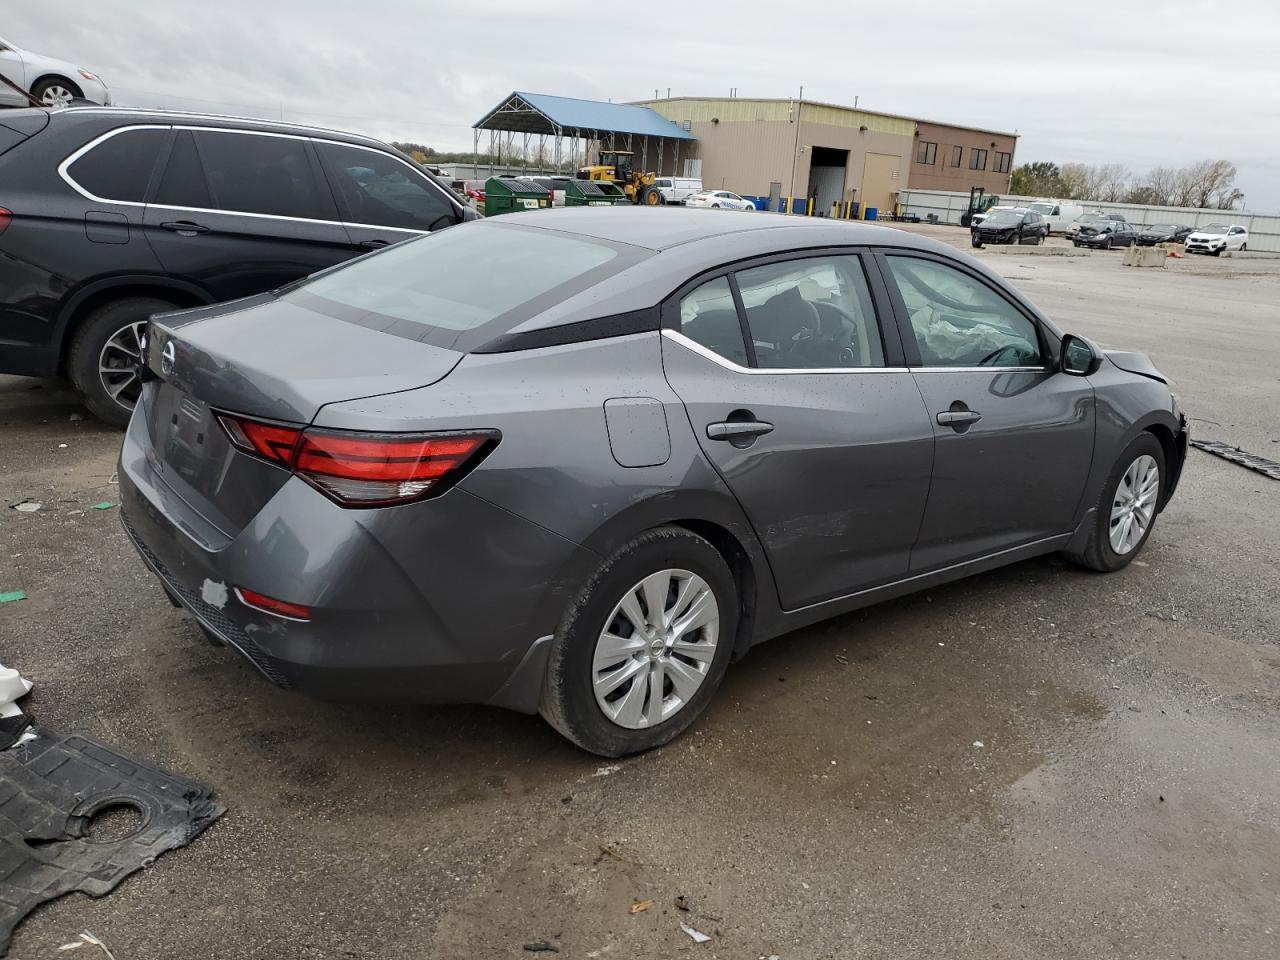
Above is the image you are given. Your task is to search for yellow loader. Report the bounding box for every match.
[577,151,663,205]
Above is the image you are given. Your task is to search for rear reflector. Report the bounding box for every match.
[235,587,311,622]
[217,414,497,507]
[0,207,11,236]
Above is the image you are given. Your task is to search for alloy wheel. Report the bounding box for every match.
[591,568,719,729]
[98,321,147,411]
[40,84,76,108]
[1109,454,1159,554]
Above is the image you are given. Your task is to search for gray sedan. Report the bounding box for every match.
[120,209,1188,756]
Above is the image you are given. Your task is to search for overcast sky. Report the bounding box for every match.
[7,1,1279,208]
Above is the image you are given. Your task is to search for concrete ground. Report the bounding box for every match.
[2,225,1278,959]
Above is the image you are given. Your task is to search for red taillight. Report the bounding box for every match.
[218,414,496,507]
[235,587,311,622]
[0,207,12,236]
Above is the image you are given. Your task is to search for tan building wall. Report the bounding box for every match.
[638,98,913,213]
[908,120,1017,195]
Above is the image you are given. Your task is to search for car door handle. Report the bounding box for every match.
[706,420,774,441]
[159,220,210,236]
[358,239,389,250]
[936,409,983,426]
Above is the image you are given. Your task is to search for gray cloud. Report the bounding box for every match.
[7,0,1278,207]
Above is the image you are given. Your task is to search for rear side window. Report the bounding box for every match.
[679,276,747,366]
[291,222,640,347]
[154,130,211,208]
[66,128,167,202]
[316,141,457,231]
[736,256,884,368]
[191,130,332,220]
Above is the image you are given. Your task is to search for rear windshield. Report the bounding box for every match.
[288,221,646,348]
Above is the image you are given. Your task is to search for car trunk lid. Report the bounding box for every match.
[140,295,464,535]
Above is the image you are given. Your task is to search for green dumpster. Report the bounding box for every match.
[564,179,630,207]
[484,177,551,217]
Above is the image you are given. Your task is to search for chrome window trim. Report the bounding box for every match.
[58,123,456,236]
[662,329,908,375]
[663,331,1049,376]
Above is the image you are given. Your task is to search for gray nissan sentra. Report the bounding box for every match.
[120,208,1187,756]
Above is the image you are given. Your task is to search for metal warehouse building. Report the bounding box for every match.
[634,96,1017,217]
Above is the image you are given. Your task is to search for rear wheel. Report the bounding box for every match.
[540,525,737,756]
[68,296,179,428]
[1065,433,1165,573]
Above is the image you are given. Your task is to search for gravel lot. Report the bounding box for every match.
[2,224,1278,959]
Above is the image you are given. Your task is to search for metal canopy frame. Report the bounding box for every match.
[472,92,694,177]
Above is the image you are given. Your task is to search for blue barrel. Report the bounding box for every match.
[864,207,878,221]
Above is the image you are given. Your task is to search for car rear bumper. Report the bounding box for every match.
[117,405,592,709]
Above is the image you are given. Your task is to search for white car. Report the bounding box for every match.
[1184,223,1249,256]
[1026,199,1085,236]
[685,190,755,211]
[0,34,110,108]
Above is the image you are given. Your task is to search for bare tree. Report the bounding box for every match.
[1058,162,1090,200]
[1095,163,1131,202]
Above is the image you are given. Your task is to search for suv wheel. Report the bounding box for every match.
[540,525,737,756]
[68,297,178,427]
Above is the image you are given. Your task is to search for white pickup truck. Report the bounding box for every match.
[653,177,704,205]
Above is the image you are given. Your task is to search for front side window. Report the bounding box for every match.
[192,130,330,220]
[317,141,458,231]
[885,256,1042,368]
[736,256,884,369]
[679,276,747,366]
[969,149,988,171]
[66,128,167,202]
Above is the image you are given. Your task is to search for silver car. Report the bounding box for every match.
[0,35,110,108]
[121,209,1188,756]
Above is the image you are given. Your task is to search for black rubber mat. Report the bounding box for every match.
[0,729,223,955]
[1190,439,1280,481]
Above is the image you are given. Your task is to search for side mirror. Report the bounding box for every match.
[1060,334,1102,376]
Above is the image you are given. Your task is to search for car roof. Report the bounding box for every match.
[52,106,395,150]
[510,206,938,253]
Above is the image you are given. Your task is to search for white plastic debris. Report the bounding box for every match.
[200,578,229,610]
[593,764,621,778]
[679,923,711,944]
[59,932,117,960]
[973,741,985,748]
[0,663,33,718]
[12,501,42,513]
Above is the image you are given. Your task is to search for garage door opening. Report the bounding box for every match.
[807,147,848,217]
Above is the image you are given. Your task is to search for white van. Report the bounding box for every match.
[653,177,704,204]
[1026,200,1085,236]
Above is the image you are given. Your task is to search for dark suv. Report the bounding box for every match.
[0,107,472,424]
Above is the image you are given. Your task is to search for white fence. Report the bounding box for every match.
[897,189,1280,253]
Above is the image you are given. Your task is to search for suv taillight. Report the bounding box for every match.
[218,414,498,507]
[0,207,11,236]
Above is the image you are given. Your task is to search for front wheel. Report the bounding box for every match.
[710,203,721,208]
[32,76,83,108]
[540,526,737,756]
[68,296,179,427]
[1240,243,1247,252]
[971,238,983,248]
[1065,433,1165,573]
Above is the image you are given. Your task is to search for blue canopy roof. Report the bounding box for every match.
[475,91,695,141]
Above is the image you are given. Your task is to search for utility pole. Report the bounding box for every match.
[789,85,803,211]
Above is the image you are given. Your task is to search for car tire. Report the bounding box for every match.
[971,239,983,248]
[1104,237,1112,250]
[1065,432,1166,574]
[68,296,179,428]
[31,76,84,108]
[540,525,738,756]
[1240,243,1247,252]
[711,203,721,209]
